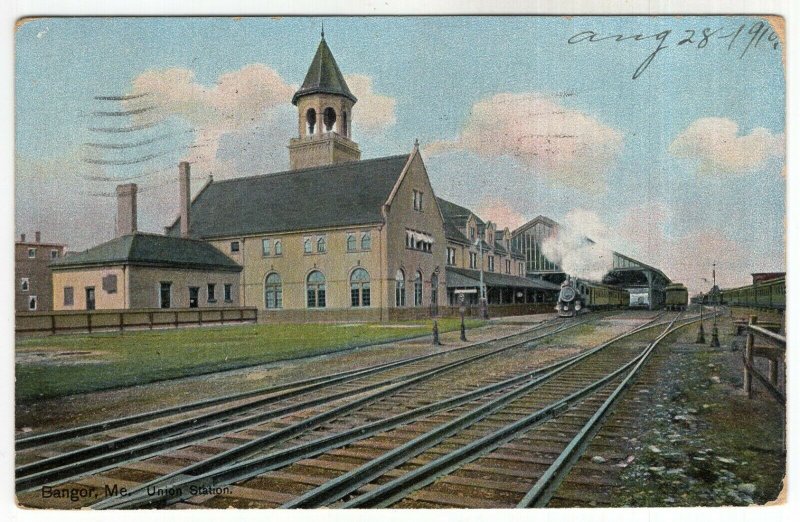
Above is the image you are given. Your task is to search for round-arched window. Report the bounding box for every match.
[307,271,326,308]
[350,268,371,307]
[414,271,423,307]
[323,107,337,132]
[306,108,317,135]
[395,269,406,307]
[265,273,282,309]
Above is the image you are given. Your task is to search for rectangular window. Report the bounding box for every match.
[207,283,216,302]
[63,286,74,306]
[160,282,171,309]
[469,252,477,269]
[230,241,240,253]
[447,247,456,266]
[27,248,36,259]
[102,274,118,294]
[488,256,495,272]
[28,295,38,311]
[274,240,283,255]
[189,287,200,308]
[412,189,424,211]
[506,259,511,274]
[50,249,59,259]
[224,284,233,302]
[317,236,327,253]
[20,278,29,292]
[361,231,371,250]
[303,237,312,254]
[346,233,357,252]
[262,238,271,256]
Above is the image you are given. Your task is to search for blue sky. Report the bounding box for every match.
[15,16,785,290]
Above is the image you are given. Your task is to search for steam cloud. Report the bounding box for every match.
[541,209,614,282]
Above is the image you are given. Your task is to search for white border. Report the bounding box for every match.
[2,2,795,522]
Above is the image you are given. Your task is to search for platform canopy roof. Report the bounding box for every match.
[445,267,561,290]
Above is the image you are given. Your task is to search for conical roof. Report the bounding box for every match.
[292,37,357,105]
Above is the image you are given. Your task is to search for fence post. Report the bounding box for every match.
[198,310,203,326]
[119,312,124,332]
[87,313,92,333]
[175,311,179,328]
[744,315,756,399]
[51,314,56,335]
[148,311,154,330]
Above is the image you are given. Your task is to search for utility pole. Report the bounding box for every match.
[475,238,488,319]
[710,262,720,347]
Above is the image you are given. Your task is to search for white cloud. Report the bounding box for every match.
[345,74,397,134]
[475,197,528,231]
[669,117,784,174]
[424,93,624,192]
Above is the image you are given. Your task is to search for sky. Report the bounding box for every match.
[15,16,785,293]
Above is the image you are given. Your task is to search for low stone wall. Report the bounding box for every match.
[16,307,258,336]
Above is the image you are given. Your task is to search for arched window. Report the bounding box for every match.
[264,273,282,309]
[342,111,348,137]
[317,236,326,253]
[414,271,423,307]
[346,233,356,252]
[395,269,406,307]
[275,240,283,256]
[306,108,317,135]
[307,271,326,308]
[431,273,439,306]
[304,238,312,254]
[350,268,371,307]
[323,107,336,132]
[361,231,371,250]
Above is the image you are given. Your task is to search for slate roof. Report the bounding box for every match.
[166,154,410,240]
[50,233,242,272]
[292,37,357,105]
[445,267,561,290]
[437,197,484,228]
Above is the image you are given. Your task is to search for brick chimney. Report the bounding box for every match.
[20,233,26,242]
[179,161,191,238]
[116,183,138,237]
[35,231,41,243]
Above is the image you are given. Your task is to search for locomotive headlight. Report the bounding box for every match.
[562,305,568,311]
[575,302,582,311]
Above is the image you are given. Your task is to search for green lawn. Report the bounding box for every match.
[15,318,485,402]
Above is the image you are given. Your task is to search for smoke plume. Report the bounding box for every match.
[541,209,614,282]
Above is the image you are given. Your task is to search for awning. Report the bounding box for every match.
[445,267,561,290]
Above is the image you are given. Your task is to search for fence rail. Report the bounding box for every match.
[16,307,258,337]
[742,315,785,407]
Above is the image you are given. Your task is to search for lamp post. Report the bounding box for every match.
[710,262,720,347]
[696,291,706,344]
[475,238,488,319]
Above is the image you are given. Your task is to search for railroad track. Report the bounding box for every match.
[17,315,599,496]
[80,311,677,509]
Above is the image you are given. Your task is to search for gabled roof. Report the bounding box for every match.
[292,37,357,105]
[512,215,560,236]
[166,154,410,240]
[436,197,485,228]
[50,233,241,272]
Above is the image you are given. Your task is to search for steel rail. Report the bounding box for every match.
[18,320,554,451]
[288,314,677,508]
[18,320,581,492]
[516,314,701,508]
[93,314,664,509]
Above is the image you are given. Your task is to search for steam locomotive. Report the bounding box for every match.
[556,277,629,318]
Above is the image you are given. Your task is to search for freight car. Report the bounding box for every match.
[720,276,785,310]
[665,283,689,311]
[556,277,629,317]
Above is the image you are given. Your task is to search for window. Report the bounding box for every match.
[361,232,371,250]
[323,107,337,132]
[207,283,216,302]
[346,233,357,252]
[469,227,475,240]
[189,287,200,308]
[303,237,312,254]
[262,238,271,256]
[350,268,371,307]
[412,190,424,211]
[224,284,233,303]
[230,241,240,253]
[395,269,406,307]
[447,248,456,266]
[102,274,117,294]
[307,271,326,308]
[406,230,433,253]
[274,240,283,256]
[469,252,478,269]
[27,248,36,259]
[20,278,29,292]
[306,108,316,134]
[160,282,171,309]
[317,236,327,253]
[28,295,37,311]
[488,256,495,272]
[506,259,511,274]
[519,263,525,276]
[50,249,59,259]
[63,286,74,306]
[431,273,439,306]
[265,273,282,309]
[414,271,423,307]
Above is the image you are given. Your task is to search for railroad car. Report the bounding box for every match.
[720,276,785,310]
[665,283,689,311]
[556,278,630,317]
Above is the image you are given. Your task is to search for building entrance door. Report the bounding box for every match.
[85,287,96,310]
[189,287,199,308]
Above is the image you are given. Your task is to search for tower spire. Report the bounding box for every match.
[321,21,325,39]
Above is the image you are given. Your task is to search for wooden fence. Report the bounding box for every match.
[16,307,258,337]
[742,315,785,407]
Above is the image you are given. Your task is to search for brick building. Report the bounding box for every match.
[15,232,66,312]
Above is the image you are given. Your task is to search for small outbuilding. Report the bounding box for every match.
[50,232,242,311]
